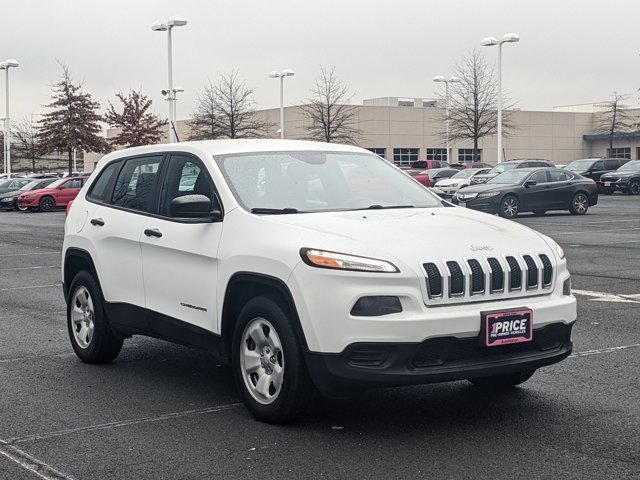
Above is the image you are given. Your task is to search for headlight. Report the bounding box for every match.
[25,194,37,199]
[300,248,399,273]
[477,191,500,198]
[556,243,565,260]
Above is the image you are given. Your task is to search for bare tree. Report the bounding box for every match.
[105,89,167,148]
[188,71,272,140]
[437,50,515,162]
[37,63,109,174]
[300,67,360,144]
[595,93,632,154]
[13,115,42,172]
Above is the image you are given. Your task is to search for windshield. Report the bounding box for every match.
[565,159,595,171]
[214,151,443,213]
[488,162,517,174]
[0,180,15,188]
[18,180,43,191]
[44,178,65,189]
[452,169,476,179]
[618,161,640,172]
[487,170,531,184]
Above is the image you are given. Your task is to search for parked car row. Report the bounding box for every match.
[0,175,88,212]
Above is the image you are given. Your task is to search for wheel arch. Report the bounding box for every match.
[220,272,309,361]
[63,247,100,301]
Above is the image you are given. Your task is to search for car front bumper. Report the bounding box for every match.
[451,195,501,213]
[305,321,573,397]
[598,179,629,191]
[17,198,39,208]
[0,197,17,209]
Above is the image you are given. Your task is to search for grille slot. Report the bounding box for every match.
[446,261,465,296]
[423,262,443,298]
[539,254,553,287]
[487,257,504,292]
[467,259,485,294]
[523,255,538,289]
[506,256,522,290]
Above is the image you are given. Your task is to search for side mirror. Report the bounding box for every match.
[524,180,537,188]
[169,194,222,221]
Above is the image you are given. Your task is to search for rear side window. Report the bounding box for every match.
[87,161,122,203]
[111,156,163,212]
[62,178,83,189]
[604,159,619,170]
[549,171,569,182]
[592,161,604,171]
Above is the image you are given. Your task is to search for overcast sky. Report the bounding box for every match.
[3,0,640,123]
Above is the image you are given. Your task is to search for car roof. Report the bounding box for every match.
[503,158,551,164]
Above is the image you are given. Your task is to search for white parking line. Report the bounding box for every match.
[0,252,59,257]
[0,265,60,271]
[0,284,61,291]
[573,289,640,304]
[8,403,242,444]
[569,344,640,358]
[0,439,73,480]
[551,227,640,235]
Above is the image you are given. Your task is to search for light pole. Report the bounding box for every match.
[268,69,295,139]
[152,16,187,143]
[0,59,19,176]
[433,75,461,162]
[481,32,519,164]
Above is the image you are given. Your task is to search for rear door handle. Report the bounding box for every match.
[144,228,162,238]
[90,218,105,226]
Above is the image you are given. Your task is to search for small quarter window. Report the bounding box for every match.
[88,161,122,203]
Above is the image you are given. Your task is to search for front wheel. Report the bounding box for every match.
[569,192,589,215]
[628,180,640,196]
[16,204,28,212]
[38,196,55,212]
[232,296,315,424]
[67,271,123,363]
[469,370,535,388]
[499,195,519,219]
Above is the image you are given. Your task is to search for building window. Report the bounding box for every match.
[393,148,419,167]
[398,98,415,107]
[458,149,482,163]
[426,148,448,161]
[637,147,640,160]
[367,148,386,159]
[607,147,631,159]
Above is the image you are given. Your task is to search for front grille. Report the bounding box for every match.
[422,252,554,303]
[411,322,572,368]
[446,261,465,296]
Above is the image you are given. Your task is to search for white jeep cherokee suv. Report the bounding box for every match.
[62,140,576,423]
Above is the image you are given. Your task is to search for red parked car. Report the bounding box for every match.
[404,169,430,187]
[17,176,89,212]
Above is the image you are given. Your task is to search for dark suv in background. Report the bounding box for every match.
[564,158,629,190]
[598,160,640,195]
[471,159,555,185]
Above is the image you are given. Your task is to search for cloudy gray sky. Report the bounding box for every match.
[3,0,640,123]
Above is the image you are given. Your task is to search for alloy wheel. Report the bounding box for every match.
[40,197,55,211]
[630,181,640,195]
[502,197,518,218]
[573,194,588,214]
[240,317,285,405]
[70,286,95,349]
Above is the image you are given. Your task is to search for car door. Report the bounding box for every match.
[139,153,223,334]
[84,154,164,312]
[545,170,573,208]
[56,178,83,206]
[587,160,606,181]
[521,170,549,211]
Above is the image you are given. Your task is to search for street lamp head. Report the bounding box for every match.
[151,20,168,31]
[268,71,281,78]
[480,36,499,47]
[502,32,520,43]
[432,75,446,82]
[173,86,184,93]
[3,59,19,68]
[167,16,187,27]
[282,69,295,77]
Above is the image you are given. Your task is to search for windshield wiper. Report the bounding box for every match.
[362,204,416,210]
[250,207,300,215]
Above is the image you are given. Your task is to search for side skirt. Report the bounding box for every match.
[104,302,226,360]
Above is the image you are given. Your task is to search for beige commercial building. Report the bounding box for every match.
[91,97,640,171]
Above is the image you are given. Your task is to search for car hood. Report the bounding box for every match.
[262,207,553,269]
[455,183,512,194]
[434,178,467,187]
[0,187,20,195]
[471,173,498,182]
[18,187,55,197]
[0,190,20,199]
[601,172,635,179]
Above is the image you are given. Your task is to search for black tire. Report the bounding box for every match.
[469,370,535,388]
[629,180,640,196]
[38,196,55,212]
[66,270,123,363]
[16,205,29,211]
[499,195,519,219]
[533,210,546,216]
[232,295,315,424]
[569,192,589,215]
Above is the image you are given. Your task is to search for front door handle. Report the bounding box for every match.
[144,228,162,238]
[90,218,105,226]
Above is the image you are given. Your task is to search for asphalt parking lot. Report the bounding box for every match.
[1,196,639,480]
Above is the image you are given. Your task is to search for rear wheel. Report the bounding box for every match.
[629,180,640,196]
[569,192,589,215]
[469,370,535,388]
[38,196,55,212]
[67,271,123,363]
[499,195,519,219]
[232,296,314,424]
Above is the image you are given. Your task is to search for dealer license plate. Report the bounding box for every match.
[482,308,533,347]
